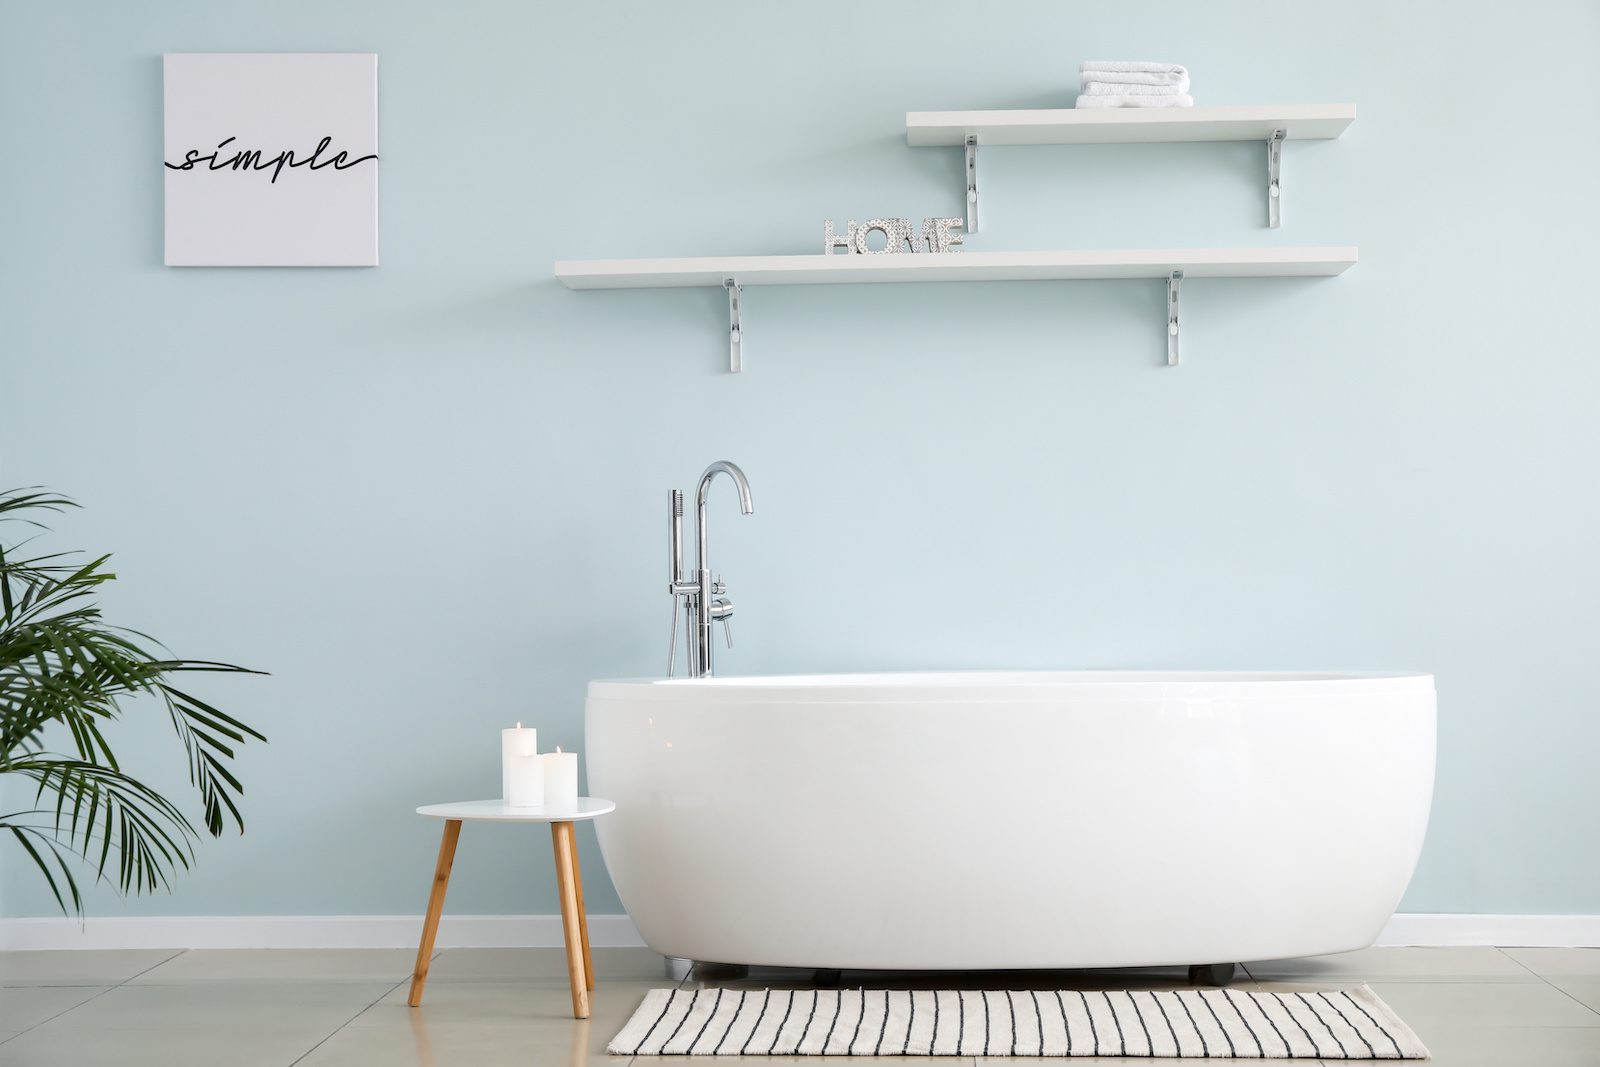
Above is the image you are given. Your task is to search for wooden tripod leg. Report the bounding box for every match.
[409,819,462,1007]
[569,827,595,991]
[551,821,591,1018]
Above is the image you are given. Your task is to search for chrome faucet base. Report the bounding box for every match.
[666,462,753,678]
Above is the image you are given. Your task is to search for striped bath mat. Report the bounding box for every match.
[609,986,1429,1058]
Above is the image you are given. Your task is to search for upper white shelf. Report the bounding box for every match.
[907,104,1356,231]
[554,247,1356,289]
[905,104,1356,146]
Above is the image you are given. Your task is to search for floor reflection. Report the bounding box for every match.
[406,1007,437,1066]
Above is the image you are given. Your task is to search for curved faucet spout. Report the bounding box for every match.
[687,461,753,678]
[697,460,754,515]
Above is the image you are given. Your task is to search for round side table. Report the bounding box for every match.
[409,798,616,1019]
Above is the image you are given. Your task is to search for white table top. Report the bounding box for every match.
[416,798,615,823]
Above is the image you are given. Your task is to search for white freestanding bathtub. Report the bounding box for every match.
[585,672,1435,971]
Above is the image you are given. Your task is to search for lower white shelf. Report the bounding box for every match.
[554,247,1356,289]
[552,247,1358,371]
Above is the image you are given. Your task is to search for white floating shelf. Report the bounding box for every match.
[906,104,1356,146]
[906,104,1356,231]
[555,247,1355,289]
[554,247,1357,371]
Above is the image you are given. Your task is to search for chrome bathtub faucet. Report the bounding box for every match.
[667,461,753,678]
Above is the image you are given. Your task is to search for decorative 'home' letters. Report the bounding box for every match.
[823,218,965,255]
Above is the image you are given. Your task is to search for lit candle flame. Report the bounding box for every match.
[516,721,522,729]
[556,745,562,754]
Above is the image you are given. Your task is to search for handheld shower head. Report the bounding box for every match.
[668,489,684,587]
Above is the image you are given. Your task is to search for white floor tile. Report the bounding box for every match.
[0,1024,329,1067]
[0,986,108,1031]
[1547,977,1600,1013]
[300,1011,627,1067]
[0,950,179,987]
[1367,980,1600,1030]
[1244,947,1534,982]
[424,947,665,983]
[1501,947,1600,976]
[43,980,394,1032]
[1409,1025,1600,1066]
[128,948,415,984]
[357,978,655,1027]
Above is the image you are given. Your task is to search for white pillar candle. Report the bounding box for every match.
[502,723,543,808]
[543,746,578,809]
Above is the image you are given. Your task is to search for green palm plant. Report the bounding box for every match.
[0,488,265,913]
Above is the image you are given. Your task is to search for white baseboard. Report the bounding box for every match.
[2,913,1596,952]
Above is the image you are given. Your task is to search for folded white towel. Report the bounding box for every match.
[1081,80,1190,96]
[1075,93,1195,108]
[1080,64,1189,90]
[1080,60,1188,76]
[1081,70,1191,91]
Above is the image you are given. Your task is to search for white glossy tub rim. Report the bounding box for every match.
[588,670,1435,705]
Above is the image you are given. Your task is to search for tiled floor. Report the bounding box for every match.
[0,946,1596,1065]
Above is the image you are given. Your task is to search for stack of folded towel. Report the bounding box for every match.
[1076,61,1193,108]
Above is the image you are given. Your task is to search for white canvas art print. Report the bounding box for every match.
[164,53,378,266]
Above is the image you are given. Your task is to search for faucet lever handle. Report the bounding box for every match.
[709,596,734,649]
[711,573,726,596]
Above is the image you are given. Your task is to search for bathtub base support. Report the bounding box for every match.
[664,956,693,981]
[1188,963,1237,987]
[814,968,843,987]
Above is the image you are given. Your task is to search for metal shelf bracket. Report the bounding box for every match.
[1166,270,1183,366]
[964,135,979,234]
[724,278,743,373]
[1267,128,1286,228]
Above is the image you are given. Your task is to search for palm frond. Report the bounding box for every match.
[157,681,265,835]
[3,824,83,914]
[13,756,197,894]
[0,487,265,913]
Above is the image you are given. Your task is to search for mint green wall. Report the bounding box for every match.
[3,0,1598,920]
